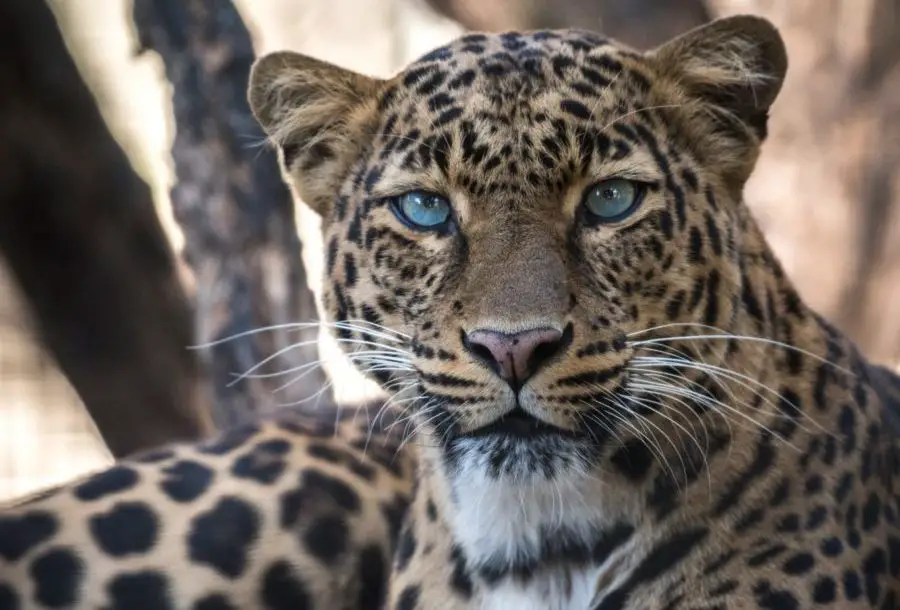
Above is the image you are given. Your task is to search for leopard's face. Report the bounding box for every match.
[250,18,787,480]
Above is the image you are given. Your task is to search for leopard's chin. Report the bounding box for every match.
[440,407,603,480]
[445,432,594,481]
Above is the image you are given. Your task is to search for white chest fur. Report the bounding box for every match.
[448,464,602,564]
[446,453,639,610]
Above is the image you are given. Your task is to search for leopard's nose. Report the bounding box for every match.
[463,326,568,389]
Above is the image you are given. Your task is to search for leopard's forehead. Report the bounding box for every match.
[383,29,652,118]
[404,29,644,88]
[367,29,662,204]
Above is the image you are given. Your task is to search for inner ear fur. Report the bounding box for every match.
[651,15,788,142]
[248,51,384,215]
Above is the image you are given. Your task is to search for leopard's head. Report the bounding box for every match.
[249,16,787,480]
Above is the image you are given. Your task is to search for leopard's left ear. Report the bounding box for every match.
[651,15,787,141]
[248,51,384,216]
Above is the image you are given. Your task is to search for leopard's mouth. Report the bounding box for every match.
[461,406,577,440]
[445,406,596,479]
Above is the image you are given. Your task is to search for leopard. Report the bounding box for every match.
[0,405,415,610]
[246,13,900,610]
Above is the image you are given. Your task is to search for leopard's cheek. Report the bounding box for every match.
[320,213,466,387]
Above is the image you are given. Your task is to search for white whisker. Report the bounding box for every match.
[628,329,854,377]
[189,318,410,350]
[631,355,831,438]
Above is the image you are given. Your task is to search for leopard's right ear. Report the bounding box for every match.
[248,52,383,215]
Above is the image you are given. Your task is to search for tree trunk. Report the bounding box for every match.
[132,0,329,427]
[0,0,210,458]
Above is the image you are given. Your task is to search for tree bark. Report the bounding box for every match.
[132,0,329,427]
[0,0,210,457]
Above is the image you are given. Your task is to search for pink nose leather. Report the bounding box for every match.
[464,327,564,385]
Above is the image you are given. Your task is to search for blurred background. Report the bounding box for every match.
[0,0,897,502]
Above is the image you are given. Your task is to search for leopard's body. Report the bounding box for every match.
[2,14,900,610]
[0,407,414,610]
[247,14,900,610]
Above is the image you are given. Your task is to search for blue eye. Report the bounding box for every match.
[582,179,644,223]
[391,191,452,231]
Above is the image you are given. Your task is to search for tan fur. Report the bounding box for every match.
[0,407,416,609]
[2,15,892,610]
[249,13,900,609]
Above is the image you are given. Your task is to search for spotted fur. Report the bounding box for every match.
[0,407,414,609]
[249,14,900,609]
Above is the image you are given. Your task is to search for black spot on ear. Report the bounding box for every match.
[160,460,215,503]
[261,560,312,610]
[0,583,20,610]
[89,502,159,557]
[29,547,83,608]
[193,594,237,610]
[73,466,139,501]
[281,143,301,167]
[232,439,291,485]
[199,424,260,455]
[356,544,387,610]
[394,585,421,610]
[303,515,349,565]
[188,497,261,578]
[106,571,173,610]
[0,511,57,561]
